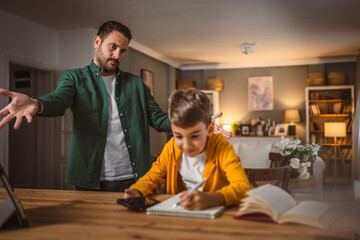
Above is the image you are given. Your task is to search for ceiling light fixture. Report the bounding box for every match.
[240,43,255,55]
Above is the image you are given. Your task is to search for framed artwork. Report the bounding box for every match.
[248,76,273,111]
[241,125,250,136]
[275,123,288,136]
[268,126,276,136]
[141,69,154,96]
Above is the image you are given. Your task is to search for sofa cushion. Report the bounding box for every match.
[233,143,272,168]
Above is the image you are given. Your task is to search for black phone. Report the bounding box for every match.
[117,196,160,211]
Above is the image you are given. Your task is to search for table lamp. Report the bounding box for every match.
[324,122,346,181]
[222,124,232,132]
[324,122,346,144]
[285,109,300,135]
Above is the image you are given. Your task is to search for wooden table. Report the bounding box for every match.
[0,188,359,240]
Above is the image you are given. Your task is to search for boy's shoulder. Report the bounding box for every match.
[207,134,233,150]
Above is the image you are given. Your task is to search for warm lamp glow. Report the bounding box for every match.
[285,109,300,123]
[285,109,300,136]
[324,122,346,137]
[222,124,232,132]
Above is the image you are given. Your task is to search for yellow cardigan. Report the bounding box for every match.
[130,134,251,206]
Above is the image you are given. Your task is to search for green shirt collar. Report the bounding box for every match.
[89,60,121,77]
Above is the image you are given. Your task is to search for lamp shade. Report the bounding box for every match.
[324,122,346,137]
[222,124,232,132]
[285,109,300,123]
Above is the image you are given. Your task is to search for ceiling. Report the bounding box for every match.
[1,0,360,69]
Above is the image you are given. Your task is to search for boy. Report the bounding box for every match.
[124,89,251,210]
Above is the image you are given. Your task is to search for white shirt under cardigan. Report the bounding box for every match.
[178,150,206,191]
[100,74,134,181]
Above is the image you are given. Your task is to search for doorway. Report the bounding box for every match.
[8,63,56,189]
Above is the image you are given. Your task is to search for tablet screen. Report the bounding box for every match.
[117,196,160,211]
[0,163,29,227]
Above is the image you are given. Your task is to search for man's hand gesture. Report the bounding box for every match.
[0,88,38,129]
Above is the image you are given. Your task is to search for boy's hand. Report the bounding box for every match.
[123,188,141,199]
[179,191,225,210]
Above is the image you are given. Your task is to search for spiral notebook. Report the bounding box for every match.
[146,193,225,219]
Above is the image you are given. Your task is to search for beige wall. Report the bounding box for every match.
[178,62,356,143]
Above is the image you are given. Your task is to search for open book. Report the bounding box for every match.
[147,193,225,219]
[235,184,335,229]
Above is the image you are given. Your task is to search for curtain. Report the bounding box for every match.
[353,55,360,179]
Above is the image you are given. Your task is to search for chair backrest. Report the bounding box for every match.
[268,152,285,168]
[244,166,291,192]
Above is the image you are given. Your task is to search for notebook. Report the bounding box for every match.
[146,193,225,219]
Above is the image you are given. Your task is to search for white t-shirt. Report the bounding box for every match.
[100,74,134,181]
[179,150,206,191]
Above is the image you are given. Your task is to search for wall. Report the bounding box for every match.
[178,62,356,143]
[0,9,59,172]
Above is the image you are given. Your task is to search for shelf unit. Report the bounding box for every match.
[305,85,354,183]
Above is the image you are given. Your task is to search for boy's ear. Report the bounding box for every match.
[170,124,175,135]
[207,122,214,137]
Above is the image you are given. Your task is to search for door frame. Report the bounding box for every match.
[3,55,57,187]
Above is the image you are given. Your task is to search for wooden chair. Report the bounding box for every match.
[268,152,284,168]
[244,166,291,192]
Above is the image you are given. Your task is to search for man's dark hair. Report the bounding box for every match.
[97,21,132,42]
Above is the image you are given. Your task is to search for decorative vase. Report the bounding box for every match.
[256,125,263,136]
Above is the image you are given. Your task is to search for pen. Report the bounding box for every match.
[172,178,207,208]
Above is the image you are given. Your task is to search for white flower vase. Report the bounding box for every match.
[256,124,263,136]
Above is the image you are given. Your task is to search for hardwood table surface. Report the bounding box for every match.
[0,188,359,240]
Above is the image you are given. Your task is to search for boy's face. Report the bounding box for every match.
[171,121,214,157]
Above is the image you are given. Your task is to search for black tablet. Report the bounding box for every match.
[117,196,160,211]
[0,163,29,229]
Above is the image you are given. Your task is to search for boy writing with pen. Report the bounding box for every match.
[124,88,251,210]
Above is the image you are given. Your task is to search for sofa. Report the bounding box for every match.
[230,141,326,197]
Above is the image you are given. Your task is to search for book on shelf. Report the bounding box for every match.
[345,135,353,144]
[310,104,319,115]
[347,119,352,132]
[312,122,319,131]
[316,104,321,114]
[234,184,336,229]
[342,149,349,159]
[345,149,352,159]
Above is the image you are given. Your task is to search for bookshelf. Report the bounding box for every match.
[305,85,354,183]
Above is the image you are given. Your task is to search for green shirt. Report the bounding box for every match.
[39,61,171,189]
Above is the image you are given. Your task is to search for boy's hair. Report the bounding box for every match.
[168,88,212,128]
[97,20,132,42]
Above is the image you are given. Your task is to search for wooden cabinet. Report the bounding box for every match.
[305,85,354,183]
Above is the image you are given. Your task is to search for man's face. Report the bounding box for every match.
[94,31,129,76]
[171,122,213,158]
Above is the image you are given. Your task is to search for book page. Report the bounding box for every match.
[147,193,225,219]
[239,184,296,220]
[278,201,335,229]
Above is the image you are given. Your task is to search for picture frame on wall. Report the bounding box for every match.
[248,76,273,111]
[275,123,288,136]
[141,69,154,96]
[241,125,250,136]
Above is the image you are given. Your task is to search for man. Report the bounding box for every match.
[0,21,229,192]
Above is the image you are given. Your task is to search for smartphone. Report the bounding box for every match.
[117,196,160,211]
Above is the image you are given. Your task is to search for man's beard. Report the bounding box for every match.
[95,48,119,74]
